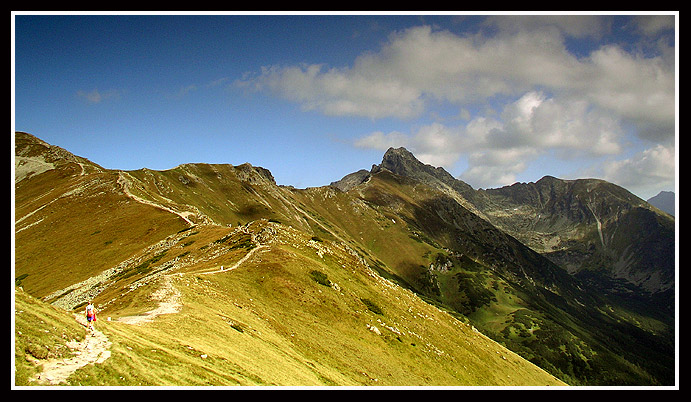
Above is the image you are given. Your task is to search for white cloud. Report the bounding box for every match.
[492,91,624,156]
[602,143,676,199]
[482,14,610,39]
[355,90,628,189]
[631,15,675,36]
[354,122,469,166]
[460,91,627,188]
[238,63,423,119]
[460,147,537,188]
[582,45,675,140]
[238,21,674,136]
[238,16,675,192]
[354,130,410,150]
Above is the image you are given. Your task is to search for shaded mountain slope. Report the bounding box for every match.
[478,176,674,296]
[326,167,673,385]
[325,147,674,385]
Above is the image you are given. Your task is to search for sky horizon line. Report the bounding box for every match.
[14,129,674,200]
[13,12,677,201]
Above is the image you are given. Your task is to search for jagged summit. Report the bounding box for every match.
[374,147,449,180]
[330,147,430,192]
[378,147,419,170]
[331,146,476,197]
[372,147,477,199]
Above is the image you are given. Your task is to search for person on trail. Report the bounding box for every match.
[85,301,96,333]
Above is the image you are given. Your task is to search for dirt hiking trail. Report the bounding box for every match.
[117,244,268,325]
[29,223,271,384]
[116,274,182,325]
[32,314,112,385]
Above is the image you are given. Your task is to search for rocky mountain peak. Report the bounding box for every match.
[14,132,676,386]
[376,147,430,176]
[372,147,476,197]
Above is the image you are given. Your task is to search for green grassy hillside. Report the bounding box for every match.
[14,220,565,386]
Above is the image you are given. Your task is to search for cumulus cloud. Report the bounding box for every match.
[631,15,675,36]
[238,15,675,191]
[491,91,624,156]
[237,63,423,119]
[355,90,628,188]
[601,143,676,199]
[238,20,673,132]
[581,45,675,140]
[462,147,538,188]
[482,14,611,38]
[354,130,411,150]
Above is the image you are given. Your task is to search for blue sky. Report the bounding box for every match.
[12,12,677,200]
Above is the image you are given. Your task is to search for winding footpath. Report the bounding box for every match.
[116,274,182,325]
[32,226,268,384]
[117,243,268,325]
[32,315,112,385]
[195,244,268,276]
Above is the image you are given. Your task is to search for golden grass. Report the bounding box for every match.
[15,221,566,387]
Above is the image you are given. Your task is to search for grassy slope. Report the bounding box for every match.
[14,166,189,299]
[14,220,565,387]
[14,287,88,385]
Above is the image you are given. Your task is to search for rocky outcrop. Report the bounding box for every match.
[330,169,371,192]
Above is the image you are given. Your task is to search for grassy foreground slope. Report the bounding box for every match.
[15,220,565,386]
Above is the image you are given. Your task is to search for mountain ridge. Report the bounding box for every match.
[14,132,675,386]
[332,145,673,295]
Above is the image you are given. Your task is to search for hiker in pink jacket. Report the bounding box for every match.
[85,301,96,333]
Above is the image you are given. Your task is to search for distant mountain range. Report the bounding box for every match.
[647,191,675,216]
[14,132,675,386]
